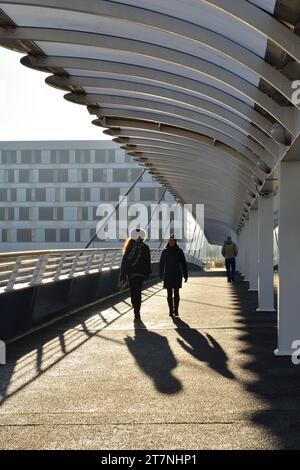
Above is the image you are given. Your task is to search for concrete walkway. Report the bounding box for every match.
[0,270,299,450]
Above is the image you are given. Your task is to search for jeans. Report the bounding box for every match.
[167,288,180,313]
[129,276,144,315]
[225,258,236,281]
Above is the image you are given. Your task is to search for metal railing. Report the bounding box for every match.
[0,248,202,294]
[0,248,150,294]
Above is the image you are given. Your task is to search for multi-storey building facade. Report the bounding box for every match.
[0,140,174,252]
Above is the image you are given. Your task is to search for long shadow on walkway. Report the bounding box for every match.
[172,317,235,380]
[231,273,300,449]
[0,282,163,406]
[124,320,182,395]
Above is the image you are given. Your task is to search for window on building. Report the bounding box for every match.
[45,229,57,242]
[130,169,141,181]
[1,229,7,242]
[19,169,30,183]
[35,188,46,201]
[1,150,17,164]
[39,207,54,220]
[75,149,91,164]
[33,150,42,164]
[66,188,80,201]
[113,169,129,182]
[4,169,14,183]
[107,150,115,163]
[39,169,54,183]
[55,207,64,220]
[75,229,86,242]
[19,207,30,221]
[51,150,69,164]
[106,188,120,201]
[0,189,7,201]
[78,207,88,220]
[21,151,32,164]
[10,189,17,202]
[93,169,106,182]
[60,229,69,242]
[79,169,88,182]
[55,169,68,183]
[17,229,32,242]
[140,188,156,201]
[94,150,106,163]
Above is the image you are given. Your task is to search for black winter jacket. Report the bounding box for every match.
[159,245,188,289]
[120,241,151,281]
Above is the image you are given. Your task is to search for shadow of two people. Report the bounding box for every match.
[124,318,234,396]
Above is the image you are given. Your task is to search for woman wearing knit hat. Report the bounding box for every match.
[120,227,151,321]
[159,235,188,317]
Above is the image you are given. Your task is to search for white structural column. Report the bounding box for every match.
[242,222,250,282]
[276,162,300,355]
[257,194,275,312]
[236,233,241,273]
[248,209,259,291]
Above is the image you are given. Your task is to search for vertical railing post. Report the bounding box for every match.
[85,253,95,275]
[98,252,107,271]
[68,253,81,278]
[30,255,49,286]
[6,257,22,292]
[54,253,66,281]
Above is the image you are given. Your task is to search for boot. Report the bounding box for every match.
[167,297,174,316]
[174,297,180,316]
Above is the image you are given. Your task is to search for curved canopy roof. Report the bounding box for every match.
[0,0,299,244]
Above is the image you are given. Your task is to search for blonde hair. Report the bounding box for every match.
[122,237,136,255]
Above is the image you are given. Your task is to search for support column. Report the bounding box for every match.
[257,194,275,312]
[236,234,241,273]
[276,161,300,355]
[248,209,258,291]
[242,222,250,282]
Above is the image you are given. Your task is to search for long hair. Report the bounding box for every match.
[164,239,178,249]
[122,237,136,255]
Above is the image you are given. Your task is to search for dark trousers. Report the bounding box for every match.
[167,288,180,313]
[129,277,144,315]
[225,258,236,281]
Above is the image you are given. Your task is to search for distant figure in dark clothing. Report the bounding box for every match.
[120,227,151,321]
[159,235,188,317]
[221,236,238,282]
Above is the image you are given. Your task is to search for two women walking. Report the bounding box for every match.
[120,229,188,321]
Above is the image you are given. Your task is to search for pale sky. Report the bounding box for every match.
[0,47,111,141]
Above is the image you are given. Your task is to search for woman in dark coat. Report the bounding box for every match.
[120,227,151,321]
[159,235,188,317]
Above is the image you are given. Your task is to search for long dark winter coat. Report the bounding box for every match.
[159,245,188,289]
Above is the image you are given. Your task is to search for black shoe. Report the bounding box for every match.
[173,311,179,317]
[169,311,174,317]
[227,278,231,283]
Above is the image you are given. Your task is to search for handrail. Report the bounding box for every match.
[0,248,202,294]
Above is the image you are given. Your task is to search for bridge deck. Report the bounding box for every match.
[0,270,299,450]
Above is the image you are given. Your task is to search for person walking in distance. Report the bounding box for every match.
[120,227,151,321]
[222,236,238,282]
[159,235,188,317]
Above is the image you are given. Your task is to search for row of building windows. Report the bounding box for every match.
[1,228,167,243]
[1,228,94,243]
[1,168,150,184]
[0,187,165,203]
[0,195,167,221]
[0,149,130,165]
